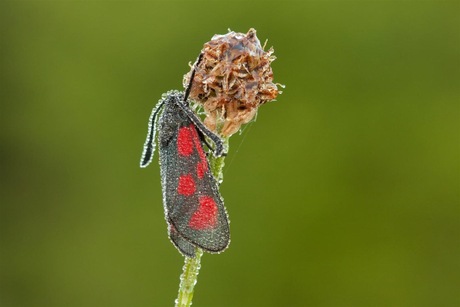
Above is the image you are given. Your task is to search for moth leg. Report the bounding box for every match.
[196,126,228,159]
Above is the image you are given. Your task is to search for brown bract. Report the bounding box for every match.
[184,28,280,136]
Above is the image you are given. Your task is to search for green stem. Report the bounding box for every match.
[174,138,229,307]
[175,248,203,307]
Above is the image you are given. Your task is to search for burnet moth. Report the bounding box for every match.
[140,54,230,257]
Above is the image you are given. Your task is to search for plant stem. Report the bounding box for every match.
[175,248,203,307]
[174,138,229,307]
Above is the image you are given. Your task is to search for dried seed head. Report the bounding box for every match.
[184,28,281,136]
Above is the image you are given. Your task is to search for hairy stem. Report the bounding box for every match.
[175,248,203,307]
[174,138,229,307]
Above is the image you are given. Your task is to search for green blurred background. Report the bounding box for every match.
[1,1,459,306]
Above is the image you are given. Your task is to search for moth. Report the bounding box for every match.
[140,56,230,257]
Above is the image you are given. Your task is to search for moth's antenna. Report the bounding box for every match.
[177,52,224,157]
[184,53,204,102]
[140,98,166,167]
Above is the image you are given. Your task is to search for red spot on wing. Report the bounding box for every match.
[188,196,218,230]
[189,125,208,178]
[177,127,194,156]
[190,125,207,161]
[177,174,196,196]
[196,161,207,179]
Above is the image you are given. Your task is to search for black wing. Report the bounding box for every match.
[159,102,230,254]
